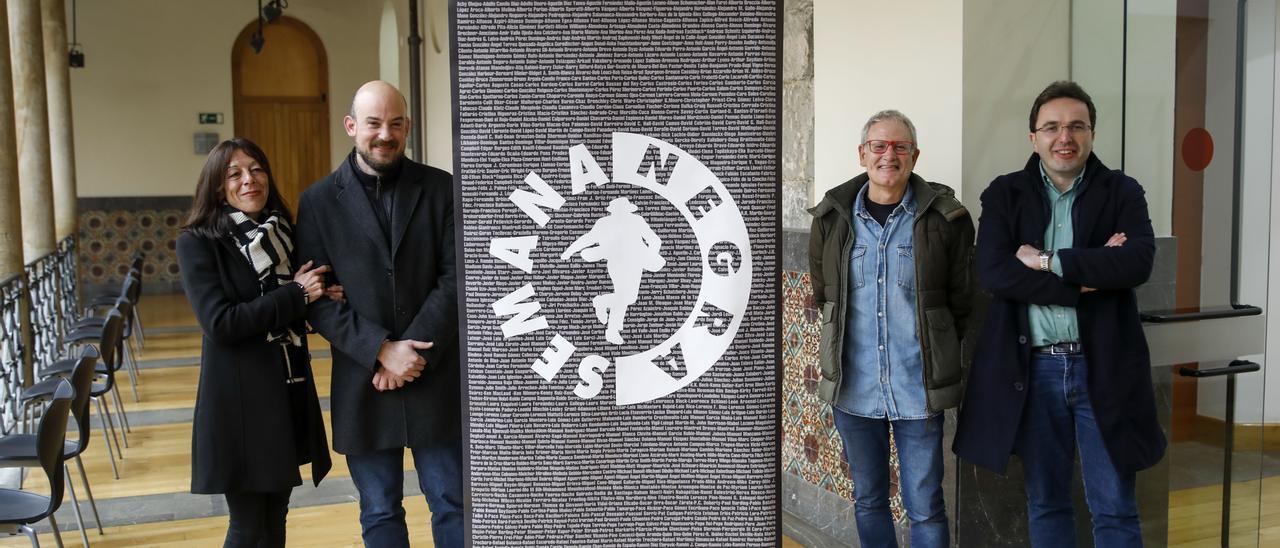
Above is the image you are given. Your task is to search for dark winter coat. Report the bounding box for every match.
[953,153,1167,475]
[178,232,332,494]
[294,153,460,455]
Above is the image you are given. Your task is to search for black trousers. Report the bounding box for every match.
[224,490,291,548]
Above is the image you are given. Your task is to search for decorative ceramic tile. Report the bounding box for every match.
[781,269,905,521]
[78,208,185,290]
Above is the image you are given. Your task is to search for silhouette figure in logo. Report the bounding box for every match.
[561,197,665,344]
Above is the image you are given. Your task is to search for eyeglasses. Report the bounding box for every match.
[863,140,916,155]
[1034,123,1092,136]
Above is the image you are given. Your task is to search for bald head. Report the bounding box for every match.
[345,80,411,175]
[348,80,409,120]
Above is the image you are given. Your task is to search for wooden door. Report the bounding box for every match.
[232,16,329,212]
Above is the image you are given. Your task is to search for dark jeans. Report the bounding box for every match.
[1014,353,1142,547]
[223,490,291,548]
[831,409,948,548]
[346,442,464,548]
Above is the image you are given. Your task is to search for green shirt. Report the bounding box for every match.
[1028,163,1083,346]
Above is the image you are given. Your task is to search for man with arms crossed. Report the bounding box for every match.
[296,80,461,548]
[809,110,973,547]
[954,81,1166,547]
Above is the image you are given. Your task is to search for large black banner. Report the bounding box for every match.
[452,1,779,544]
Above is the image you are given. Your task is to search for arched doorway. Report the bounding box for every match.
[231,16,329,210]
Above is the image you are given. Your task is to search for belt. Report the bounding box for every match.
[1032,342,1083,355]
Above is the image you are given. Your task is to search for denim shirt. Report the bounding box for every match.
[835,183,932,419]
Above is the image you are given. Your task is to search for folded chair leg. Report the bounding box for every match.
[98,396,124,464]
[75,455,103,534]
[110,388,131,439]
[132,306,145,349]
[47,513,63,548]
[122,342,140,402]
[104,393,127,451]
[64,467,89,548]
[93,399,119,480]
[20,524,39,548]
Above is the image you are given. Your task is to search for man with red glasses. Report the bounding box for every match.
[808,110,974,547]
[955,81,1165,547]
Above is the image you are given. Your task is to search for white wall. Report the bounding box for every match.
[1071,0,1125,166]
[69,0,382,197]
[379,0,402,90]
[960,0,1070,214]
[1267,0,1280,424]
[813,0,963,200]
[423,0,454,171]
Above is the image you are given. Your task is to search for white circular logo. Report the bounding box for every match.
[487,132,752,404]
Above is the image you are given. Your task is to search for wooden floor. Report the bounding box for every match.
[0,293,1272,546]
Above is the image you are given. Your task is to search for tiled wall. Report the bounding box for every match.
[77,197,191,295]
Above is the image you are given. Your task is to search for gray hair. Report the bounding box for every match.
[860,109,918,144]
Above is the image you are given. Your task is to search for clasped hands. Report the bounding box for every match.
[372,339,434,391]
[1015,232,1126,293]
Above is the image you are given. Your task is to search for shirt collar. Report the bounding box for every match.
[1038,162,1085,198]
[853,180,916,218]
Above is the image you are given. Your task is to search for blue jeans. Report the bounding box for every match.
[832,409,948,548]
[1014,353,1142,547]
[346,442,464,548]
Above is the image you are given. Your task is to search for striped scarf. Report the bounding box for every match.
[226,208,303,347]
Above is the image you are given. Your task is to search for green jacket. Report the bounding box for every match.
[807,173,976,412]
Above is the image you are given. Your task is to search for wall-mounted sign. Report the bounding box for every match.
[454,1,780,544]
[198,112,224,124]
[193,132,219,154]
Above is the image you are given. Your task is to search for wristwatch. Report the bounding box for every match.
[1038,249,1053,272]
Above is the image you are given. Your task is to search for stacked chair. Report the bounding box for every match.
[40,309,129,475]
[0,379,75,547]
[0,248,150,546]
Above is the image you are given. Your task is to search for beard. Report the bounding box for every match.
[357,138,404,174]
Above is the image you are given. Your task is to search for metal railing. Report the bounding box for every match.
[0,274,26,435]
[24,253,62,371]
[56,236,78,336]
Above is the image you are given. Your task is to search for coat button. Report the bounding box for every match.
[385,268,393,276]
[1018,335,1027,345]
[1014,382,1025,391]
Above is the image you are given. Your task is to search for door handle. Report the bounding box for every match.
[1140,303,1261,323]
[1178,359,1260,378]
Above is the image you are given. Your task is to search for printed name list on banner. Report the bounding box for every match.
[452,1,780,545]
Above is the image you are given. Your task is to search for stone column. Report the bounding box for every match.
[0,2,34,388]
[41,0,75,241]
[782,0,814,230]
[0,3,23,277]
[8,0,56,262]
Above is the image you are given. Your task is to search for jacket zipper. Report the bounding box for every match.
[831,202,854,400]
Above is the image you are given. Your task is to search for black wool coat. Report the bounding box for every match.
[953,153,1167,475]
[294,153,460,455]
[177,232,332,494]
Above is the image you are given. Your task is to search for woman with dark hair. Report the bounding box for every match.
[177,138,334,547]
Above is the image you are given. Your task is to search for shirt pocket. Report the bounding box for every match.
[897,244,915,290]
[850,244,867,289]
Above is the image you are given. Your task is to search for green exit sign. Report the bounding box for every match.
[198,112,224,124]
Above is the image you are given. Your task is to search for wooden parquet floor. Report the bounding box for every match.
[0,293,1272,546]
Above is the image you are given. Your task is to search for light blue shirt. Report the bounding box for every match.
[835,183,933,420]
[1029,163,1083,346]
